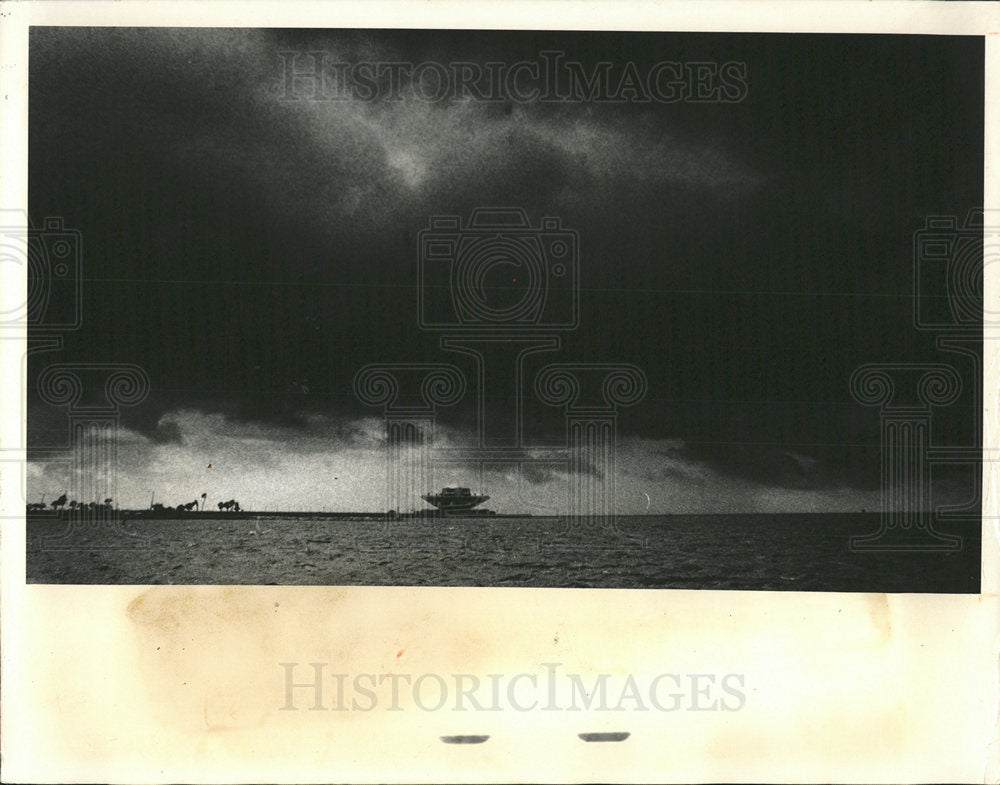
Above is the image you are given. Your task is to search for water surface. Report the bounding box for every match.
[26,513,980,592]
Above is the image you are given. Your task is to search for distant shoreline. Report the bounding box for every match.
[22,509,945,520]
[26,508,523,521]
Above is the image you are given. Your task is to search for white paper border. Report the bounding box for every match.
[2,3,998,783]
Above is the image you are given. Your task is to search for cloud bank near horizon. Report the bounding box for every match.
[26,408,880,515]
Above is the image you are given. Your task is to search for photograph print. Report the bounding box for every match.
[23,27,986,591]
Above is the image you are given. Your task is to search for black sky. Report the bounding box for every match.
[26,28,984,509]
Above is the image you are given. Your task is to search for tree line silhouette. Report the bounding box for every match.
[28,492,242,514]
[150,497,240,513]
[27,494,113,512]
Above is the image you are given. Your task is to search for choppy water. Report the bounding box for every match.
[27,514,980,592]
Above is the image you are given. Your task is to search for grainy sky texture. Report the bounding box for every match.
[27,29,983,512]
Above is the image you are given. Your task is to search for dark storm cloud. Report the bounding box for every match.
[26,28,984,506]
[26,410,883,513]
